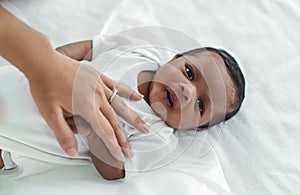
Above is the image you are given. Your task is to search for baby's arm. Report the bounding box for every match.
[56,40,92,61]
[88,131,125,180]
[0,149,4,169]
[66,116,125,180]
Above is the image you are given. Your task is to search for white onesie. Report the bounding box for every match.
[0,35,178,178]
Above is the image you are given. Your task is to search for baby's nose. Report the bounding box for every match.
[180,82,195,105]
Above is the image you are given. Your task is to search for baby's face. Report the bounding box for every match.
[149,51,235,130]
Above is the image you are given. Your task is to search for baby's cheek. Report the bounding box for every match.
[151,102,167,122]
[164,111,183,129]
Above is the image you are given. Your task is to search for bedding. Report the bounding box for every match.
[0,0,300,194]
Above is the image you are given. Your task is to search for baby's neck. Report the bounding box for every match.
[137,71,155,104]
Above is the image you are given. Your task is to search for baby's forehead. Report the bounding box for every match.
[184,50,224,69]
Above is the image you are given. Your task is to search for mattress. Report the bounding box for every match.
[0,0,300,194]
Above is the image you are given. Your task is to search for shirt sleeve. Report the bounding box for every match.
[123,122,178,179]
[92,34,162,64]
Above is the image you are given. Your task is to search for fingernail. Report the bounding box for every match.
[126,149,134,158]
[135,91,144,98]
[67,147,77,157]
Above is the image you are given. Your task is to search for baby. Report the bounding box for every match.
[0,35,245,180]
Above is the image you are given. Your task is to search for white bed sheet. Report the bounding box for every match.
[0,0,230,195]
[99,0,300,194]
[1,0,300,194]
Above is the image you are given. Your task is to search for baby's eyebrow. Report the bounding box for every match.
[194,63,204,76]
[185,56,203,74]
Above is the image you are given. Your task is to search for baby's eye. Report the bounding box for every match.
[185,65,194,81]
[197,99,204,115]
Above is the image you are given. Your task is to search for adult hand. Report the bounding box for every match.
[28,51,149,161]
[0,6,149,161]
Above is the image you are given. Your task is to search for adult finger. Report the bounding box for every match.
[114,123,134,158]
[66,115,93,137]
[101,87,134,158]
[46,106,78,157]
[117,84,144,101]
[88,106,125,162]
[101,74,143,101]
[101,74,149,134]
[110,94,150,134]
[75,74,125,161]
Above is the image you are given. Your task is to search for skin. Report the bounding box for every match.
[0,32,235,179]
[0,6,149,162]
[140,51,236,130]
[59,44,236,180]
[0,150,3,169]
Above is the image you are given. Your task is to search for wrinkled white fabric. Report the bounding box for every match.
[0,35,179,179]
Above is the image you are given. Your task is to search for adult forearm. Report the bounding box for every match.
[0,6,55,78]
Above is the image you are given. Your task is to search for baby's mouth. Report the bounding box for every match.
[165,88,175,108]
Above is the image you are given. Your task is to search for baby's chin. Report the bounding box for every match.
[150,102,200,130]
[164,121,197,130]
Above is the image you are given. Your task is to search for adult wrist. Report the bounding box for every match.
[20,34,56,80]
